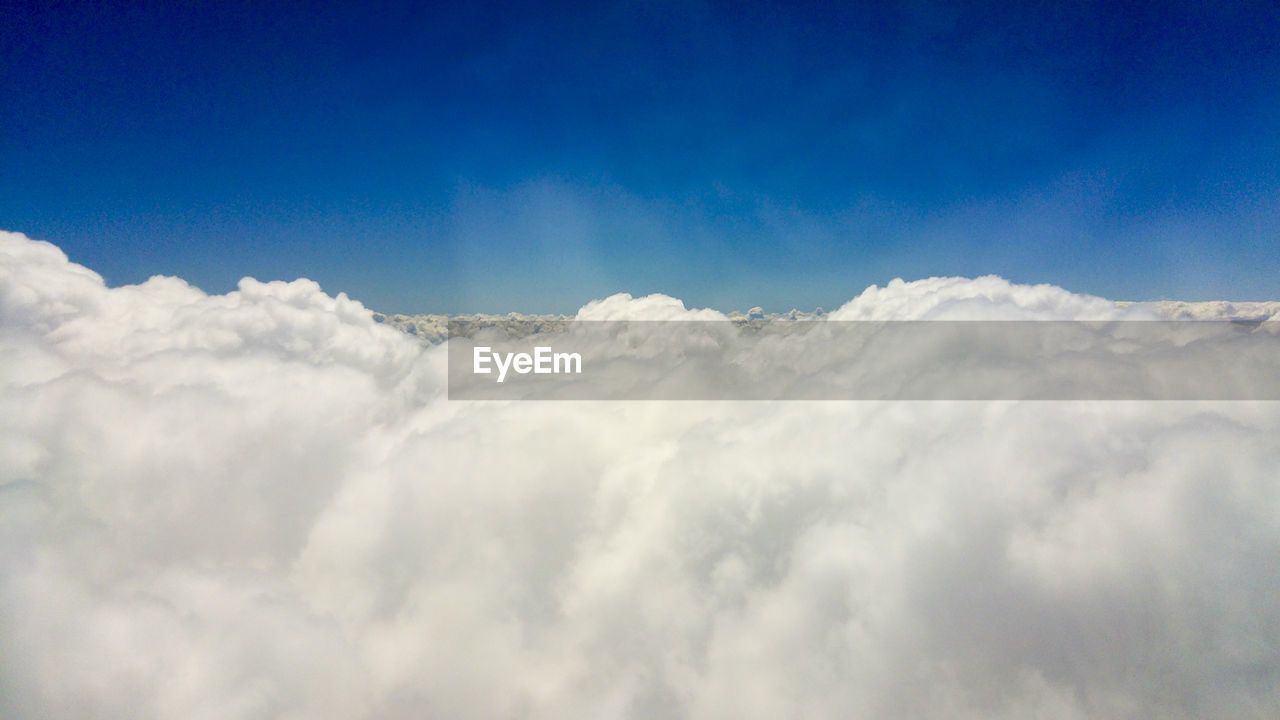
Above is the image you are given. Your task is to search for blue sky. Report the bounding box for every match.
[3,0,1278,313]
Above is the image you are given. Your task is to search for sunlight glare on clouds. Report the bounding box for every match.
[2,230,1279,719]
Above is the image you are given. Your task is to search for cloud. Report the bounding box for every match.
[2,230,1279,718]
[827,275,1143,320]
[575,292,728,321]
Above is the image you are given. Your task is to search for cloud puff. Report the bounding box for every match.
[2,230,1279,719]
[827,275,1151,321]
[575,292,729,321]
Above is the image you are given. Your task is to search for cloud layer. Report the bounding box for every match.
[3,230,1279,719]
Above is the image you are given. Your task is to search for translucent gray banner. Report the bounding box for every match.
[447,320,1280,400]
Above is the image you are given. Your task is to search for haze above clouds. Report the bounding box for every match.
[3,230,1279,718]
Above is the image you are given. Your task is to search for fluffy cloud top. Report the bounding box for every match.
[2,230,1279,719]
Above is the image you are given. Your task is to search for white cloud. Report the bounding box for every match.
[2,230,1279,718]
[575,292,729,321]
[827,275,1152,321]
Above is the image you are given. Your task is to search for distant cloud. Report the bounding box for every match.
[2,230,1279,718]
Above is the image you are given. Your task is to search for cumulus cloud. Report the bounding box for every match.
[575,292,729,321]
[827,275,1144,321]
[2,229,1279,719]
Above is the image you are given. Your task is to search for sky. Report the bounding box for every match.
[3,0,1278,313]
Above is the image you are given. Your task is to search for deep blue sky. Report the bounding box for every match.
[3,0,1278,312]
